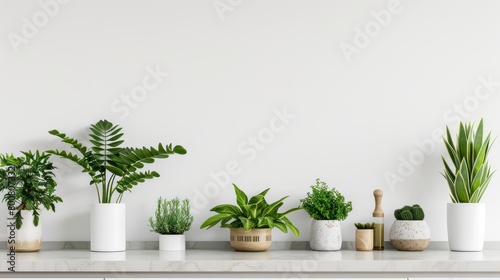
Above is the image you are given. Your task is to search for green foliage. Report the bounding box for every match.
[354,222,375,229]
[442,119,494,203]
[394,204,425,220]
[149,197,193,234]
[0,151,63,229]
[299,178,352,221]
[47,119,186,203]
[200,184,301,236]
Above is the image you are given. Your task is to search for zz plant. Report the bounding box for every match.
[200,184,301,236]
[0,151,63,229]
[48,119,186,203]
[442,119,494,203]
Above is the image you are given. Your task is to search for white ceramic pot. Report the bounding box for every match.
[389,220,431,251]
[447,203,485,252]
[9,210,42,252]
[91,203,126,252]
[159,234,186,251]
[309,220,342,251]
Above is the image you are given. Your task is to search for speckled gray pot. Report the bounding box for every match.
[389,220,431,251]
[309,220,342,251]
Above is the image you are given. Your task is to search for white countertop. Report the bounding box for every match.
[2,248,500,278]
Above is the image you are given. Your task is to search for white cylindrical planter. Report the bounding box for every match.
[309,220,342,251]
[447,203,485,252]
[91,203,126,252]
[159,234,185,251]
[10,210,42,252]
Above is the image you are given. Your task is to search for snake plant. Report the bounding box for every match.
[442,119,494,203]
[48,120,186,203]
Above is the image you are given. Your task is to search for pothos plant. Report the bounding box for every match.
[0,151,63,229]
[48,119,187,203]
[200,184,301,236]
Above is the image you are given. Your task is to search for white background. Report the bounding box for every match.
[1,0,500,243]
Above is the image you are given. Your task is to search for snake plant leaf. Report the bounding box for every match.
[471,164,487,195]
[458,123,468,159]
[473,119,484,156]
[443,140,460,169]
[454,161,470,202]
[442,157,456,183]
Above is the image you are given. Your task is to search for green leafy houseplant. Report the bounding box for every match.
[0,151,63,229]
[300,178,352,220]
[442,119,494,203]
[200,184,301,236]
[149,197,193,235]
[48,119,187,203]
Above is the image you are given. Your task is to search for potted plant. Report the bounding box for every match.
[48,119,186,252]
[354,223,374,251]
[149,197,193,251]
[442,119,493,251]
[300,178,352,251]
[200,184,301,252]
[389,204,430,251]
[0,151,63,252]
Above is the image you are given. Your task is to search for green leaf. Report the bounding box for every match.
[454,161,470,202]
[233,184,248,209]
[239,216,255,230]
[210,204,242,216]
[200,213,231,229]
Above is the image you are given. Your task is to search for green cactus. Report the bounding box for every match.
[399,210,413,220]
[394,204,425,220]
[354,222,375,229]
[411,205,425,220]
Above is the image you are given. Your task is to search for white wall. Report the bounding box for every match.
[1,0,500,243]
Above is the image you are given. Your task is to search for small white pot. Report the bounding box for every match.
[447,203,485,252]
[91,203,126,252]
[389,220,431,251]
[309,220,342,251]
[9,210,42,252]
[159,234,186,251]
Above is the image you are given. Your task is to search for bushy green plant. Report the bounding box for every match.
[300,178,352,220]
[200,184,301,236]
[394,204,425,220]
[0,151,63,229]
[354,222,375,229]
[48,119,186,203]
[442,119,494,203]
[149,197,193,234]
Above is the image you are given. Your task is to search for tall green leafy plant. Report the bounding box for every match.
[442,119,494,203]
[300,178,352,220]
[200,184,301,236]
[48,119,186,203]
[0,151,62,229]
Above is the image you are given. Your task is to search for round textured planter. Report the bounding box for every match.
[159,234,185,251]
[389,220,431,251]
[91,203,126,252]
[229,228,272,251]
[355,229,373,251]
[309,220,342,251]
[9,210,42,252]
[447,203,485,252]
